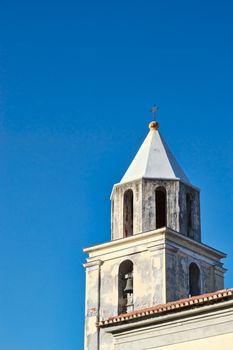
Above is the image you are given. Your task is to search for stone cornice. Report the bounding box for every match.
[83,259,103,270]
[83,228,226,262]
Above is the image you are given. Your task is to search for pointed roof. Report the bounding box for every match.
[120,120,190,184]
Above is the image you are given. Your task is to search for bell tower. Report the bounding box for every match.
[111,119,201,242]
[83,115,226,350]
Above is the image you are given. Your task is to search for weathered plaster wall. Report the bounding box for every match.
[179,182,201,241]
[166,248,225,302]
[111,179,201,243]
[111,179,181,240]
[84,250,165,350]
[99,250,164,321]
[111,180,142,240]
[84,228,226,349]
[84,261,102,350]
[214,266,225,290]
[141,179,179,233]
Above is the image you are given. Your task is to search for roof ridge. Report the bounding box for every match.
[143,129,156,179]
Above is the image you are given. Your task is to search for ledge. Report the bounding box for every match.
[83,227,226,261]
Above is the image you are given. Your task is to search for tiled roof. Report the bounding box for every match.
[99,288,233,327]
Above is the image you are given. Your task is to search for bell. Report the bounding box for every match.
[124,276,133,293]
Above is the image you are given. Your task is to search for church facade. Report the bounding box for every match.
[83,118,233,350]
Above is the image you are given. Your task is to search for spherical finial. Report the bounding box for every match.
[149,120,159,130]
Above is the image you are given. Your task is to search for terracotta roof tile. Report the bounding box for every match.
[99,288,233,327]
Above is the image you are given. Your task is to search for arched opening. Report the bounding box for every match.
[186,193,193,238]
[123,189,134,237]
[155,187,167,229]
[189,262,200,296]
[118,260,134,314]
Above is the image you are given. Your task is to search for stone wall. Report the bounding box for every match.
[179,182,201,241]
[111,179,201,242]
[141,179,179,233]
[111,179,142,240]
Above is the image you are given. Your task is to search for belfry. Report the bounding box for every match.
[83,115,233,350]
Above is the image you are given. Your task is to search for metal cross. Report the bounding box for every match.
[151,104,158,119]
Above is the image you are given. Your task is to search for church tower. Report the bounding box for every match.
[83,115,226,350]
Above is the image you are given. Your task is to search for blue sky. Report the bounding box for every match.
[0,1,233,349]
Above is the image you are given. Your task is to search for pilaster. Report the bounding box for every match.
[84,260,103,350]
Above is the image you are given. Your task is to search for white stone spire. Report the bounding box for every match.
[120,120,190,184]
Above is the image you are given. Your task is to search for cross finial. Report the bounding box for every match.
[149,104,159,130]
[151,104,158,119]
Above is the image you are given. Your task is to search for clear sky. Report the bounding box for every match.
[0,1,233,349]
